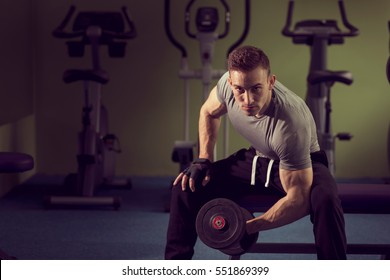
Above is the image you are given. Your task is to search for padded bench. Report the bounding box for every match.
[235,183,390,259]
[0,152,34,260]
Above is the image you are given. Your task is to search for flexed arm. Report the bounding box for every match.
[246,167,313,233]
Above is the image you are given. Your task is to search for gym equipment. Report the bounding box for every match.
[196,198,259,256]
[164,0,250,171]
[195,184,390,259]
[307,70,353,173]
[221,183,390,260]
[45,6,136,209]
[282,0,359,175]
[387,21,390,84]
[0,152,34,259]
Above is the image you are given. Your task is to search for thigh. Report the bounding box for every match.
[309,161,342,221]
[311,162,339,197]
[206,148,284,200]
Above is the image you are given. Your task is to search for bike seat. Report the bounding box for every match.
[0,152,34,173]
[308,70,353,86]
[63,69,109,84]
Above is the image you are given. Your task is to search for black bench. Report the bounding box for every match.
[0,152,34,260]
[235,183,390,259]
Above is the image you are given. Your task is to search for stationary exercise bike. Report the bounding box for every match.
[387,20,390,172]
[164,0,250,172]
[45,6,136,209]
[387,21,390,85]
[282,0,359,175]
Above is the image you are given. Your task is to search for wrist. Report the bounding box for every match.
[193,158,212,165]
[197,154,213,162]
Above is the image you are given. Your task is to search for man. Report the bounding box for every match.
[165,46,347,259]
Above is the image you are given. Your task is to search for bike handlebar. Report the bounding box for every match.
[164,0,188,58]
[282,0,359,38]
[52,5,137,40]
[338,0,359,37]
[52,6,80,38]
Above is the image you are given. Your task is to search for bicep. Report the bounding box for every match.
[279,168,313,198]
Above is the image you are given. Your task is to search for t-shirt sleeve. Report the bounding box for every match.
[274,113,312,170]
[216,72,230,104]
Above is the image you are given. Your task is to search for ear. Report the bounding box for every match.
[269,74,276,90]
[228,75,233,86]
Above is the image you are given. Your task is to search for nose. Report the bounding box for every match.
[243,91,253,105]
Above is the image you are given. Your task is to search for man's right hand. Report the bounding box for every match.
[173,158,212,192]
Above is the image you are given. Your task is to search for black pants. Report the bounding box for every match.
[165,148,347,259]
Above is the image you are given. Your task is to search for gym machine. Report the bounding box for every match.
[45,6,136,209]
[0,152,34,259]
[282,0,359,175]
[387,21,390,85]
[388,20,390,173]
[164,0,250,172]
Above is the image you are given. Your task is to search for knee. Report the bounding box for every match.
[310,187,343,225]
[169,183,211,214]
[310,184,341,213]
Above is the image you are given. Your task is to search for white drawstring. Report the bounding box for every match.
[250,155,260,186]
[251,155,274,188]
[265,159,274,187]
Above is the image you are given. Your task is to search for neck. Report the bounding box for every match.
[255,90,273,118]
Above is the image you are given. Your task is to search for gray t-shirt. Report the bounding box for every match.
[217,72,320,170]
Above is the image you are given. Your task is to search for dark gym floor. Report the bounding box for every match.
[0,174,389,260]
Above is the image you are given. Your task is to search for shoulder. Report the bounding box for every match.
[273,81,305,109]
[272,81,311,125]
[216,72,232,102]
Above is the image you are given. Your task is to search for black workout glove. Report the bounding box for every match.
[182,158,212,190]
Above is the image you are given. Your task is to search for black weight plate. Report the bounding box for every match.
[196,198,244,249]
[220,206,259,256]
[196,198,246,250]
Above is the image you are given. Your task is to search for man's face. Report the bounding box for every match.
[228,66,276,117]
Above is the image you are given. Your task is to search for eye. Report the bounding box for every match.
[234,87,245,94]
[251,86,262,94]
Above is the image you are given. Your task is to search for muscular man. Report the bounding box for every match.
[165,46,347,259]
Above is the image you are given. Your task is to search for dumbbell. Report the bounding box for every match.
[195,198,259,256]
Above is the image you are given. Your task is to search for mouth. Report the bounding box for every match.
[242,105,257,112]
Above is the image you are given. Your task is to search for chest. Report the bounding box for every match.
[226,99,281,160]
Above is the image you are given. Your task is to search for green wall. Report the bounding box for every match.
[20,0,390,180]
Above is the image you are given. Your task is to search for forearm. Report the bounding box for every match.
[246,195,310,234]
[198,107,221,161]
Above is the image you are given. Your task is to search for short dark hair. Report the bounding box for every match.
[227,46,271,75]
